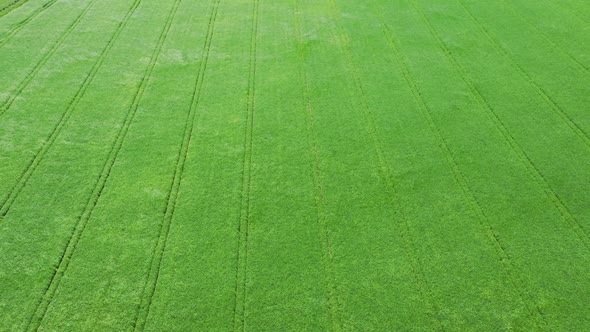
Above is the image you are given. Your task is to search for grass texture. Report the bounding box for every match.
[1,0,589,330]
[0,0,27,18]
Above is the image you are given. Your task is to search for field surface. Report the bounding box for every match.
[1,0,589,330]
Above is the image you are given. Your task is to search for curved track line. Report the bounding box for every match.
[378,1,547,327]
[293,0,340,330]
[381,19,547,330]
[23,0,181,328]
[327,0,445,329]
[0,0,26,16]
[232,0,259,330]
[456,0,590,150]
[131,1,221,330]
[0,0,141,220]
[0,0,60,47]
[0,0,98,118]
[411,0,590,250]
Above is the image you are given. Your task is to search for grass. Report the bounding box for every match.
[0,0,27,18]
[0,0,589,330]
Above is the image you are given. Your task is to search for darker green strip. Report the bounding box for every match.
[0,0,28,17]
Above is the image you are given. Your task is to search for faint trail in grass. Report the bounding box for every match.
[293,0,339,330]
[379,19,548,331]
[409,0,590,251]
[131,1,221,330]
[502,1,590,75]
[0,0,60,47]
[456,0,590,150]
[0,0,20,13]
[0,0,141,221]
[378,2,548,328]
[0,0,98,118]
[23,0,180,329]
[0,0,27,17]
[232,0,259,330]
[326,0,444,329]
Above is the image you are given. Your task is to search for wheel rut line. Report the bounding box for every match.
[456,0,590,150]
[412,0,590,251]
[293,1,339,330]
[0,0,59,47]
[381,3,547,327]
[412,0,552,325]
[0,0,98,118]
[0,0,142,221]
[232,0,258,330]
[0,0,25,16]
[381,20,546,330]
[0,0,18,14]
[327,0,444,329]
[131,0,220,330]
[23,0,178,328]
[502,0,590,75]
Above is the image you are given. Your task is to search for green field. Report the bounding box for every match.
[1,0,590,330]
[0,0,26,17]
